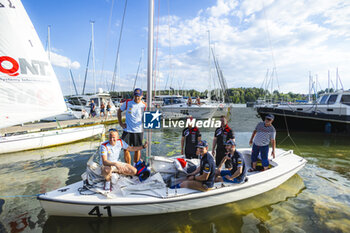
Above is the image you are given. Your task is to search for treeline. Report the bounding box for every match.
[109,87,311,104]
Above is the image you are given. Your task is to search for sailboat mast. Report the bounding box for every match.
[91,21,96,94]
[146,0,154,161]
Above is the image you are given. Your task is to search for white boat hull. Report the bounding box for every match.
[0,125,104,154]
[38,148,306,217]
[161,104,217,119]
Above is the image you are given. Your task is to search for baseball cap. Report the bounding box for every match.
[224,139,236,146]
[265,114,274,120]
[196,140,208,148]
[134,88,143,96]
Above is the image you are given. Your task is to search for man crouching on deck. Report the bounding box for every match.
[174,140,216,192]
[100,129,147,191]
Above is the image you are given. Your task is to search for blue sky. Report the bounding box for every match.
[22,0,350,96]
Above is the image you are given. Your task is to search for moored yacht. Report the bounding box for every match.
[154,95,218,119]
[255,90,350,133]
[67,89,117,118]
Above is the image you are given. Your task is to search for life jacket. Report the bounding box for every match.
[134,160,150,181]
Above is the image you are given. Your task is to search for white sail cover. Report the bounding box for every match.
[0,0,67,129]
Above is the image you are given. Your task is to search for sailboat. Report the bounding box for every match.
[0,0,104,154]
[38,0,306,217]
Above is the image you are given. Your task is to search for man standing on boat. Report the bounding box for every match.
[215,139,247,183]
[117,88,147,164]
[181,117,201,159]
[89,100,96,118]
[176,140,216,191]
[249,114,276,171]
[100,129,147,191]
[212,115,235,167]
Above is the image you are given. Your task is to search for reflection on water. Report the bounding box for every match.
[0,107,349,232]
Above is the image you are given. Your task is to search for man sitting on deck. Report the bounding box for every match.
[100,129,147,191]
[173,140,216,192]
[215,139,247,184]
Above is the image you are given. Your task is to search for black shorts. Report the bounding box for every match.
[121,131,143,147]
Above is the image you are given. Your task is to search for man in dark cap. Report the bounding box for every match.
[215,139,247,183]
[117,88,147,164]
[249,114,276,171]
[174,140,216,191]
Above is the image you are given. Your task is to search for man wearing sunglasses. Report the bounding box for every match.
[100,129,147,191]
[117,88,147,165]
[249,114,276,171]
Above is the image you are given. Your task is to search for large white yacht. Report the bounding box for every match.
[66,89,117,118]
[255,90,350,133]
[154,95,218,119]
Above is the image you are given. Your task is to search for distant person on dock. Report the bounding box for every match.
[174,140,216,191]
[215,139,247,184]
[106,101,111,119]
[81,109,88,119]
[100,102,106,118]
[89,100,96,118]
[196,96,201,105]
[187,96,192,106]
[181,117,201,159]
[249,114,276,171]
[212,115,235,167]
[117,88,147,164]
[100,129,147,191]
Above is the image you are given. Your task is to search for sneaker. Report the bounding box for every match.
[104,181,111,191]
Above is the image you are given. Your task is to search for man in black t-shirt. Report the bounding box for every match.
[181,119,201,159]
[212,115,234,167]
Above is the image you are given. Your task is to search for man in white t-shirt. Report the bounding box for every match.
[117,88,147,164]
[100,129,147,190]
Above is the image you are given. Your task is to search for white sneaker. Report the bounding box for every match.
[104,181,111,191]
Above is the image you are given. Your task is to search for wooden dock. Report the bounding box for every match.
[0,116,123,136]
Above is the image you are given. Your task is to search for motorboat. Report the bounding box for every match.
[66,89,117,118]
[155,95,218,119]
[37,0,306,218]
[37,148,306,217]
[255,90,350,133]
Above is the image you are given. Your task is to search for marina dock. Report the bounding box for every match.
[0,116,122,136]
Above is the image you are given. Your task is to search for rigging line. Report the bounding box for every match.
[110,0,128,92]
[153,0,161,99]
[167,0,173,94]
[261,0,280,91]
[281,109,302,155]
[99,0,116,89]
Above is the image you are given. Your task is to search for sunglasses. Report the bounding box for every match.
[108,128,118,132]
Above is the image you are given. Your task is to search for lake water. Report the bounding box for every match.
[0,107,349,233]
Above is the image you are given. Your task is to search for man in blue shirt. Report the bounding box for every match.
[215,139,247,183]
[117,88,147,164]
[179,140,216,191]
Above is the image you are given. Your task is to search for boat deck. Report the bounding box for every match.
[0,116,123,136]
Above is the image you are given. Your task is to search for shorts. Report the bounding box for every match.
[220,170,245,183]
[122,131,143,147]
[251,144,269,167]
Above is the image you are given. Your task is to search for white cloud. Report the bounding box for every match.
[49,51,81,69]
[153,0,350,93]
